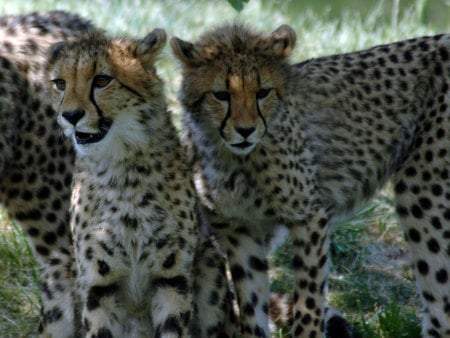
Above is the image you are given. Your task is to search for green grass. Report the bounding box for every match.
[1,0,448,337]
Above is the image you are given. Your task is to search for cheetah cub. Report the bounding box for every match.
[172,24,449,338]
[47,30,199,337]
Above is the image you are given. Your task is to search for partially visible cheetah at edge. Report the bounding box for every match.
[0,11,96,337]
[171,24,450,337]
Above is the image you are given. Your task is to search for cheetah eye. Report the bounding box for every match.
[256,88,271,100]
[93,75,113,88]
[213,90,231,101]
[52,79,66,91]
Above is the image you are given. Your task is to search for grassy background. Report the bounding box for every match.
[0,0,448,337]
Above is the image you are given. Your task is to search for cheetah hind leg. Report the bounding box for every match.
[268,294,353,337]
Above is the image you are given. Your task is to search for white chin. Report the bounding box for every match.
[227,143,256,155]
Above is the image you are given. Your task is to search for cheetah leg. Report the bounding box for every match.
[38,251,76,338]
[193,237,238,338]
[75,243,124,337]
[79,280,123,337]
[151,274,193,338]
[290,209,330,337]
[220,227,270,338]
[394,141,450,337]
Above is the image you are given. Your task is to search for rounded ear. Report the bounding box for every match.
[136,28,167,68]
[269,24,296,57]
[170,37,200,66]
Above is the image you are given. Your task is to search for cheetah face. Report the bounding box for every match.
[46,30,166,156]
[209,73,275,155]
[171,24,296,156]
[50,74,113,146]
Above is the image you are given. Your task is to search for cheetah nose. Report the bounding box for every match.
[235,127,255,138]
[62,109,85,126]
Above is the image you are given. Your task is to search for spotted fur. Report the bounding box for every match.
[46,30,238,338]
[0,11,96,337]
[171,24,450,337]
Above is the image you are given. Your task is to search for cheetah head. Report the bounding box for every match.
[171,23,295,155]
[46,29,166,156]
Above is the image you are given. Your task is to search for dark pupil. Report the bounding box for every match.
[214,91,230,101]
[256,88,270,99]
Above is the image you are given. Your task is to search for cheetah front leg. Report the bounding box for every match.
[193,237,238,338]
[290,209,330,338]
[150,273,194,338]
[38,251,77,338]
[217,223,270,338]
[78,271,124,337]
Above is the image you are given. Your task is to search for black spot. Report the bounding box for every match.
[396,205,408,217]
[418,197,432,210]
[292,255,304,269]
[155,315,182,337]
[408,228,421,242]
[302,314,312,325]
[394,180,407,194]
[306,297,316,310]
[36,245,49,256]
[417,260,429,275]
[96,327,113,338]
[243,302,255,316]
[422,291,435,302]
[98,260,110,275]
[44,307,63,324]
[443,209,450,220]
[435,269,448,283]
[208,290,219,305]
[230,264,246,281]
[427,238,440,253]
[309,267,318,279]
[431,184,443,196]
[404,167,417,176]
[153,275,189,295]
[410,204,423,218]
[431,217,442,230]
[121,214,138,228]
[162,253,176,269]
[37,186,51,199]
[86,284,118,311]
[248,256,268,272]
[43,231,57,245]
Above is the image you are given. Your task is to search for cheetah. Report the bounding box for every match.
[46,29,237,338]
[0,11,97,336]
[171,24,450,337]
[0,11,235,338]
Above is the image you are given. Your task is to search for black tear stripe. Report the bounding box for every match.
[89,61,105,119]
[253,68,268,132]
[256,99,268,133]
[219,68,232,138]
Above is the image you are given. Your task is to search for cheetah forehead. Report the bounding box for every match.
[172,23,296,67]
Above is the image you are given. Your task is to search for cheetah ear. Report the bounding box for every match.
[136,28,167,68]
[269,25,296,58]
[47,41,67,65]
[170,37,201,67]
